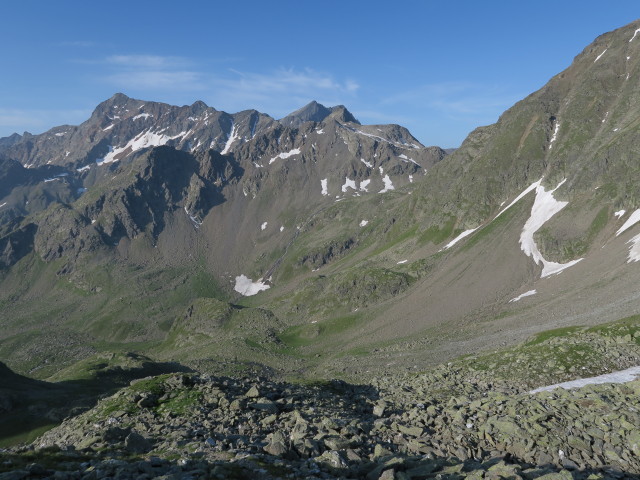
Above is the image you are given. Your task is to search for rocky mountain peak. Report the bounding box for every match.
[280,101,359,127]
[327,104,359,124]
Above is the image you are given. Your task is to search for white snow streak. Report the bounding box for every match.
[361,158,373,168]
[97,130,186,165]
[268,148,301,165]
[103,124,115,131]
[76,165,91,172]
[630,28,640,42]
[379,175,394,193]
[234,275,270,296]
[342,177,357,193]
[183,206,202,228]
[399,154,421,167]
[360,179,371,192]
[221,124,240,155]
[616,208,640,236]
[349,127,420,149]
[614,209,626,219]
[43,173,69,183]
[530,365,640,393]
[316,129,324,134]
[627,233,640,263]
[280,226,284,232]
[409,175,414,183]
[261,222,268,231]
[594,49,607,63]
[359,220,368,227]
[0,202,6,208]
[495,179,542,219]
[509,290,537,303]
[520,179,583,277]
[133,113,152,121]
[549,122,560,149]
[443,228,478,250]
[397,260,408,264]
[321,178,328,196]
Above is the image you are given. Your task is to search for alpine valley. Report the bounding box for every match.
[2,19,640,480]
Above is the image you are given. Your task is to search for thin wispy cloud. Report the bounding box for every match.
[207,67,359,117]
[101,54,205,92]
[106,71,206,91]
[91,52,360,117]
[223,67,358,95]
[106,55,192,69]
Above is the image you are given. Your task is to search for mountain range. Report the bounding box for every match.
[2,16,640,479]
[1,19,640,389]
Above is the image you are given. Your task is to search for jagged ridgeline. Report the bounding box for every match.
[2,20,640,390]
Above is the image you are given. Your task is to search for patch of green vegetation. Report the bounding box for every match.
[461,203,518,251]
[279,313,363,350]
[157,390,203,416]
[418,216,457,246]
[525,326,585,346]
[371,225,418,256]
[587,314,640,344]
[129,374,173,395]
[276,265,412,321]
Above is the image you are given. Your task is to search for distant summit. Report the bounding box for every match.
[280,101,360,127]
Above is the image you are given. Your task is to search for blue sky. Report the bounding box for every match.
[1,2,638,147]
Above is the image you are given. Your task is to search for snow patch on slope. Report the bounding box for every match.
[520,179,583,277]
[97,130,186,165]
[530,365,640,393]
[495,179,542,219]
[221,124,240,155]
[614,209,626,219]
[342,177,357,192]
[234,275,270,296]
[443,228,478,250]
[183,206,202,228]
[616,209,640,236]
[549,122,560,149]
[360,179,371,192]
[509,290,537,303]
[379,175,394,193]
[321,178,328,196]
[627,234,640,263]
[594,49,607,63]
[268,148,301,165]
[399,154,421,167]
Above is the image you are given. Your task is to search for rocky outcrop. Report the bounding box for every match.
[13,370,638,479]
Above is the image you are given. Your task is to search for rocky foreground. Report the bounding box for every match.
[2,362,639,480]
